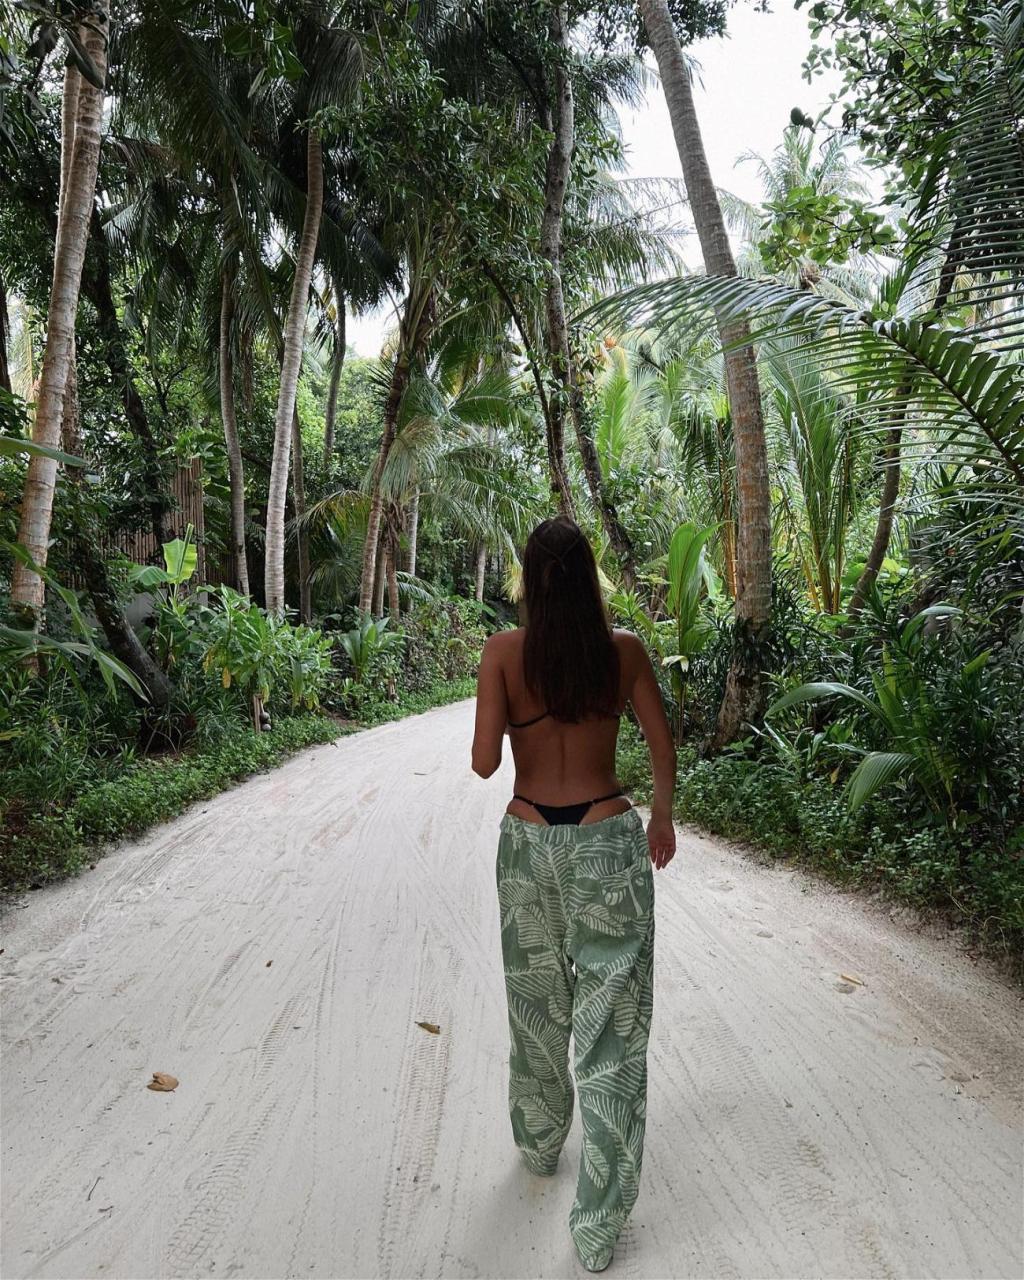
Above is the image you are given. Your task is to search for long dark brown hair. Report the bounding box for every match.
[521,516,620,722]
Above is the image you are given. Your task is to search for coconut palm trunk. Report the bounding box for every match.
[540,5,637,583]
[385,521,400,622]
[291,408,312,623]
[0,266,10,393]
[847,422,902,618]
[219,268,249,595]
[10,9,109,623]
[639,0,772,746]
[539,3,578,518]
[474,544,486,602]
[372,540,386,616]
[323,279,345,469]
[359,359,410,614]
[405,487,419,577]
[358,276,435,614]
[264,130,323,615]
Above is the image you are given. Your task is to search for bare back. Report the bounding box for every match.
[496,627,641,825]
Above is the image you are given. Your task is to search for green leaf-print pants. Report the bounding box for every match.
[496,806,655,1266]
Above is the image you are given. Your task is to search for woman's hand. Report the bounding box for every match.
[646,813,676,870]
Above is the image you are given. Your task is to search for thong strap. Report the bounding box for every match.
[512,790,626,827]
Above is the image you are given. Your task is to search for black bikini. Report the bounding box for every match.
[507,709,627,826]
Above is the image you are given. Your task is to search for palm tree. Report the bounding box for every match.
[766,344,859,614]
[218,264,250,594]
[721,125,879,300]
[10,4,109,624]
[378,350,540,601]
[265,128,324,614]
[638,0,773,747]
[358,249,438,614]
[322,271,345,467]
[539,1,580,520]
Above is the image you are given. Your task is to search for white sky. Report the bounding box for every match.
[347,3,844,357]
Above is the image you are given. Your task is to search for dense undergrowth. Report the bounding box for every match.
[616,721,1024,979]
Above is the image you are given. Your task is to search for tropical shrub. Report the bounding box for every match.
[402,598,490,692]
[201,588,333,716]
[769,604,1024,826]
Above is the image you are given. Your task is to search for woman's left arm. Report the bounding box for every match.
[471,634,507,778]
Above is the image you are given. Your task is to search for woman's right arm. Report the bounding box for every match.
[624,633,677,869]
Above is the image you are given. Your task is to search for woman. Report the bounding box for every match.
[471,515,677,1273]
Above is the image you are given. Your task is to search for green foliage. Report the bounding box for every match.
[658,521,716,738]
[401,597,489,691]
[200,588,332,712]
[769,604,1021,824]
[351,675,477,726]
[329,598,486,716]
[1,543,145,700]
[758,184,897,274]
[335,611,404,686]
[126,527,199,591]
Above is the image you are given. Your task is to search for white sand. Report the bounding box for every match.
[2,698,1021,1280]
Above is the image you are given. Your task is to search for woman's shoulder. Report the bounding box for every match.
[611,628,646,681]
[483,626,525,657]
[611,627,643,653]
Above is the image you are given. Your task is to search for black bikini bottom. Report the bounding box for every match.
[512,790,627,827]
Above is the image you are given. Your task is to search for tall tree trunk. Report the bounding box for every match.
[385,519,400,622]
[474,542,486,602]
[0,265,11,394]
[359,371,403,615]
[540,5,636,584]
[847,423,902,620]
[405,487,419,577]
[84,208,169,547]
[219,269,249,594]
[58,49,81,218]
[569,383,637,587]
[372,538,386,616]
[846,263,958,624]
[323,280,345,468]
[63,351,171,707]
[10,10,108,622]
[640,0,773,748]
[717,419,738,597]
[358,281,434,613]
[292,408,312,623]
[539,3,577,518]
[265,131,323,615]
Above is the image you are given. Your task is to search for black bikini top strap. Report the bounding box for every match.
[508,710,550,729]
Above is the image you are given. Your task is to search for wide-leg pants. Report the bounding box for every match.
[496,806,655,1268]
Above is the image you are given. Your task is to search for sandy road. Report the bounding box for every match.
[1,699,1021,1280]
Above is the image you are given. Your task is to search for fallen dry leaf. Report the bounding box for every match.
[416,1021,441,1035]
[835,982,856,994]
[839,972,865,986]
[266,960,273,968]
[146,1072,178,1092]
